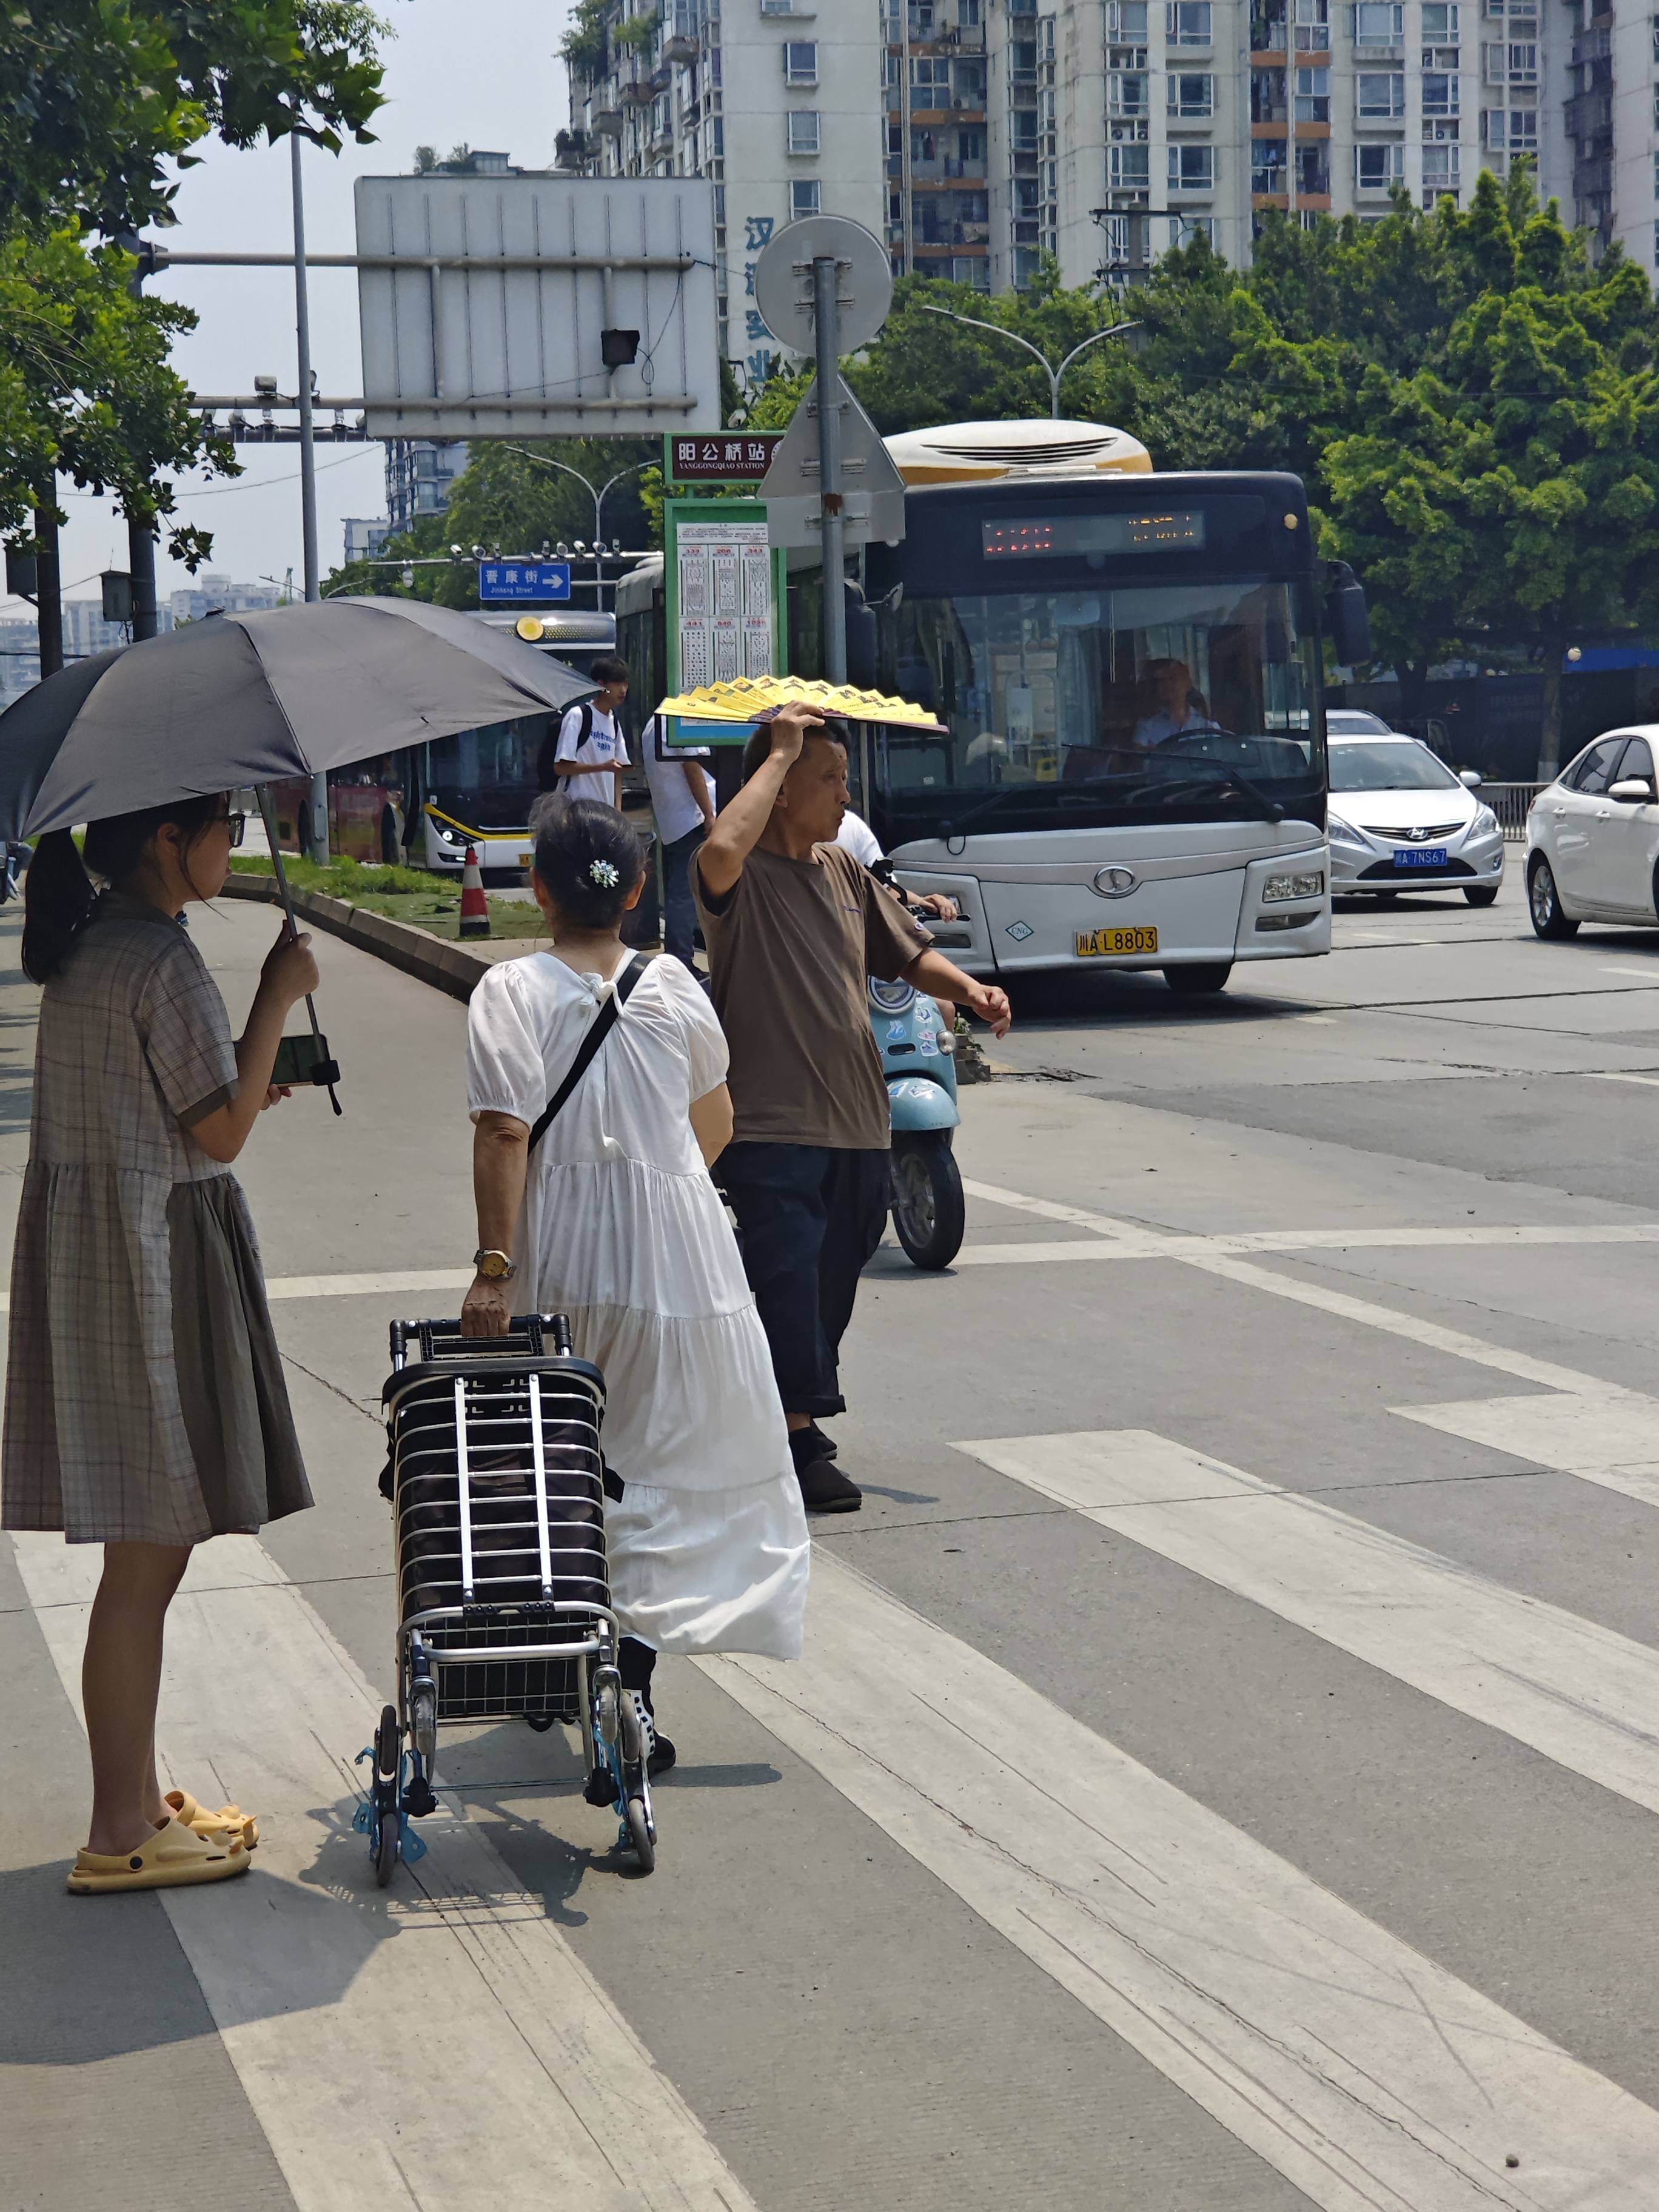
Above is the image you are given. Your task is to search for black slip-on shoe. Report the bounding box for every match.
[806,1423,839,1461]
[796,1455,863,1514]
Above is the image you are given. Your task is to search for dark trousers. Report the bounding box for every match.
[720,1142,891,1420]
[661,825,705,968]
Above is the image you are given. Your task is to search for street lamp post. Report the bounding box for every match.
[501,447,654,602]
[917,306,1142,417]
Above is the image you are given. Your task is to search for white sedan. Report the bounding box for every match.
[1326,734,1506,906]
[1526,726,1659,939]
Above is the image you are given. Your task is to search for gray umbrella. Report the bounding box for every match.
[0,594,595,839]
[0,594,597,1114]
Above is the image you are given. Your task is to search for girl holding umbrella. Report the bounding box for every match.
[4,798,318,1892]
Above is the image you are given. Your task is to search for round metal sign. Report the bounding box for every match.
[753,215,893,356]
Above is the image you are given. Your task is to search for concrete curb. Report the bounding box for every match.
[221,872,494,1002]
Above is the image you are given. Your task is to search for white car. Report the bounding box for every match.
[1326,734,1505,906]
[1526,726,1659,939]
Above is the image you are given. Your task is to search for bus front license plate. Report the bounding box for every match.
[1077,925,1158,957]
[518,851,533,866]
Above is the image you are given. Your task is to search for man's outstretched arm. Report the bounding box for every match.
[902,947,1011,1037]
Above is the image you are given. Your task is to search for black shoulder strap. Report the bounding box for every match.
[527,955,646,1153]
[576,701,594,749]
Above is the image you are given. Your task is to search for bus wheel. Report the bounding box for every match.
[380,808,400,865]
[1164,964,1232,996]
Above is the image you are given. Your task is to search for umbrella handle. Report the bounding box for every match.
[255,785,343,1116]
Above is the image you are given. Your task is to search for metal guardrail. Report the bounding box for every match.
[1479,782,1544,841]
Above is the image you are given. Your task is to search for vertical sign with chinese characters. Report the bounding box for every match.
[662,498,788,742]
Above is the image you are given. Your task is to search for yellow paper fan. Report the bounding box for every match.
[654,675,948,734]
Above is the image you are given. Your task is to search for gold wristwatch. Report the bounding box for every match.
[474,1248,517,1281]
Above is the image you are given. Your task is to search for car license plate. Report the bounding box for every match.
[1076,925,1158,956]
[1395,847,1447,868]
[518,850,533,866]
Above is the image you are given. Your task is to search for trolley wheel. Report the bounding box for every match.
[374,1805,401,1888]
[625,1795,655,1874]
[525,1714,557,1734]
[595,1678,621,1748]
[890,1133,965,1271]
[411,1683,437,1763]
[375,1703,400,1778]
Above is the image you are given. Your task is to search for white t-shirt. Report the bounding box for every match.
[640,714,713,846]
[836,811,884,867]
[554,703,631,806]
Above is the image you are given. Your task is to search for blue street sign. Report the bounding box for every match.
[478,560,572,603]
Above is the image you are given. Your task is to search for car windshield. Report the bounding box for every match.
[871,577,1323,838]
[1330,740,1461,794]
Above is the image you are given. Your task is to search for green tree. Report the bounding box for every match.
[0,227,233,561]
[0,1,386,236]
[322,440,659,606]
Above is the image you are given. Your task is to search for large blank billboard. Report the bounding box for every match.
[354,175,721,439]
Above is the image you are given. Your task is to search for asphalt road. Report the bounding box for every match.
[7,879,1659,2211]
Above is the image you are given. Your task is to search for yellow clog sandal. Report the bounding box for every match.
[67,1814,252,1894]
[164,1789,259,1849]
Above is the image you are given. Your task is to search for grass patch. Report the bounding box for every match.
[231,852,435,897]
[230,852,545,941]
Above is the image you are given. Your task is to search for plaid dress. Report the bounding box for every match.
[2,891,311,1545]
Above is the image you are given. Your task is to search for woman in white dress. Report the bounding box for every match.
[460,793,809,1774]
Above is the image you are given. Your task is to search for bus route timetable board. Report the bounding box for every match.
[662,498,787,741]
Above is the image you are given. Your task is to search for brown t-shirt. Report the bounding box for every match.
[692,839,931,1149]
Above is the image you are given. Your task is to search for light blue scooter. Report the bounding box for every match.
[869,977,965,1269]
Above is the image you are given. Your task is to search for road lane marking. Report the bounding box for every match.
[7,1532,757,2212]
[953,1427,1659,1821]
[1583,1071,1659,1090]
[705,1548,1659,2211]
[1398,1394,1659,1511]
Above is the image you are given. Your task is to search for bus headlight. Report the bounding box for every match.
[1262,870,1325,903]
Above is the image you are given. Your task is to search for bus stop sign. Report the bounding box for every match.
[478,561,572,603]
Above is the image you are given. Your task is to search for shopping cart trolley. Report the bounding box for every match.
[358,1312,657,1885]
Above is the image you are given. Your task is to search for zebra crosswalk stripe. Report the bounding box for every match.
[7,1531,758,2212]
[953,1427,1659,1820]
[704,1547,1659,2211]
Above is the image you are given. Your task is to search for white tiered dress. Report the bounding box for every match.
[465,950,809,1658]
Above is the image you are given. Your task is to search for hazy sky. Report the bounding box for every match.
[9,1,577,617]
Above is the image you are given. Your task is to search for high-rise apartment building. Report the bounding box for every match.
[563,2,885,387]
[562,4,1623,344]
[882,1,994,290]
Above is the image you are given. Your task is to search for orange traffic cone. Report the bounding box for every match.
[458,845,491,939]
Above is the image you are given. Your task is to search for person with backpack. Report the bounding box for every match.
[638,709,714,970]
[537,654,631,808]
[460,791,807,1778]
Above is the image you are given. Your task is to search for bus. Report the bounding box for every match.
[622,418,1360,991]
[269,609,618,876]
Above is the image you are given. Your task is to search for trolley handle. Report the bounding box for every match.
[549,1314,574,1358]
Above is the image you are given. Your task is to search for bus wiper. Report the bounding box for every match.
[1125,765,1286,824]
[938,782,1093,841]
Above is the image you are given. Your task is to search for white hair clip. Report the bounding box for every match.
[589,859,619,888]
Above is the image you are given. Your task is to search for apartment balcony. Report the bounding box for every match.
[592,107,625,136]
[619,76,655,105]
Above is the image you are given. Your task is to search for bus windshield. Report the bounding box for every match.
[424,715,551,832]
[871,577,1323,840]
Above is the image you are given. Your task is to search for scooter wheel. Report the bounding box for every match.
[891,1134,965,1270]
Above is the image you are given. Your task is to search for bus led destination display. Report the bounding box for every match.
[981,509,1208,561]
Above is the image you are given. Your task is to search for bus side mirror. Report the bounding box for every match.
[846,585,878,689]
[1329,562,1370,667]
